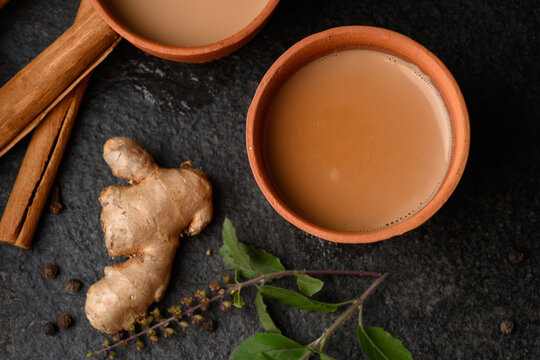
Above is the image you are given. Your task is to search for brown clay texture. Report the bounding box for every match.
[90,0,280,62]
[247,26,470,243]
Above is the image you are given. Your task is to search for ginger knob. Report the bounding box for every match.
[85,137,212,333]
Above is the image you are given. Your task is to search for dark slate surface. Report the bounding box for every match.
[0,0,539,359]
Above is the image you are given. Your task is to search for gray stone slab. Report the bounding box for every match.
[0,0,538,359]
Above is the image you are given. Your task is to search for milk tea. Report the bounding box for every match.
[107,0,268,46]
[264,50,452,232]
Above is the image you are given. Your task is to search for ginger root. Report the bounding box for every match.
[85,137,212,334]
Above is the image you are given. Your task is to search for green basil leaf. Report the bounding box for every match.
[357,326,414,360]
[229,333,310,360]
[220,219,285,280]
[233,289,245,308]
[255,291,280,334]
[295,272,324,297]
[242,243,285,276]
[320,354,337,360]
[220,219,258,279]
[259,286,338,313]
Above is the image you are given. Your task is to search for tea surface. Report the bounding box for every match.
[107,0,268,46]
[264,50,452,232]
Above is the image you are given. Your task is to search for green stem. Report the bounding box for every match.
[229,269,381,290]
[299,273,388,360]
[332,298,358,307]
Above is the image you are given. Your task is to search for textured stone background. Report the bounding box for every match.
[0,0,538,359]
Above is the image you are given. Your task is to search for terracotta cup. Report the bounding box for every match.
[246,26,470,244]
[0,0,281,157]
[90,0,280,62]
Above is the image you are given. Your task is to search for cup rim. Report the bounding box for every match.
[246,26,470,243]
[89,0,280,62]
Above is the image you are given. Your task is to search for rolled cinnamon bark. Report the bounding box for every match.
[0,5,119,157]
[0,81,89,248]
[0,0,118,248]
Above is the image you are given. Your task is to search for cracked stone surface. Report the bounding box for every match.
[0,0,539,359]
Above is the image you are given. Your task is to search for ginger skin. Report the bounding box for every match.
[85,137,212,334]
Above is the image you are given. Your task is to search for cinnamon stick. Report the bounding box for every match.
[0,4,120,157]
[75,0,95,19]
[0,0,116,248]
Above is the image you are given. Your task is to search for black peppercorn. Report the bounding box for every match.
[500,320,514,334]
[66,279,82,292]
[508,250,524,264]
[58,315,73,329]
[42,322,56,336]
[202,318,216,332]
[44,264,59,278]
